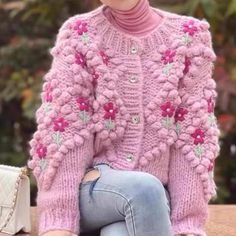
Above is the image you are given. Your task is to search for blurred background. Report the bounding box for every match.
[0,0,236,205]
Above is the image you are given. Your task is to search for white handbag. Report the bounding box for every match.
[0,164,31,235]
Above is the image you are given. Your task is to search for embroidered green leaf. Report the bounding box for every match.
[182,34,192,45]
[208,113,216,126]
[39,159,47,171]
[176,122,181,136]
[79,110,91,124]
[208,171,214,179]
[104,118,115,130]
[162,63,173,76]
[161,117,172,129]
[194,144,205,158]
[43,103,51,113]
[52,131,63,147]
[81,33,90,44]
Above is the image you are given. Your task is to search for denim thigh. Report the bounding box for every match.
[79,163,170,203]
[78,163,171,233]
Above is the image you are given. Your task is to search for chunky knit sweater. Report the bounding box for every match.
[27,3,221,236]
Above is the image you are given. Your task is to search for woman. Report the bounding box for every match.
[27,0,221,236]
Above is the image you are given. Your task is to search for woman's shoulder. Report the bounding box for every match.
[157,7,211,29]
[49,7,104,60]
[56,5,107,36]
[152,7,213,45]
[155,8,214,55]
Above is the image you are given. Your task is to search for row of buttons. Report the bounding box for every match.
[125,114,140,162]
[129,44,139,83]
[125,44,139,163]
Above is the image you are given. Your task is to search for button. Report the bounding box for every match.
[129,76,139,83]
[131,45,138,54]
[131,115,140,124]
[126,153,134,162]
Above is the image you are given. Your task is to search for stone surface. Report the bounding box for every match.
[1,205,235,236]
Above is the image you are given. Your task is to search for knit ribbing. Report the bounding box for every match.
[36,139,94,236]
[86,4,181,55]
[169,145,209,236]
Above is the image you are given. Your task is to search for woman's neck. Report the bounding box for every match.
[102,0,163,36]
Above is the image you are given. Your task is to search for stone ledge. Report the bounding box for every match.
[2,205,235,236]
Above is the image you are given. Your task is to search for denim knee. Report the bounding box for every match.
[123,173,169,209]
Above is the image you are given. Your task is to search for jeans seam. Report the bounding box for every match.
[92,188,136,236]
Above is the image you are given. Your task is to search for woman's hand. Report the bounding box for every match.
[42,230,77,236]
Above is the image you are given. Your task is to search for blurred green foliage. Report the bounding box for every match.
[0,0,236,204]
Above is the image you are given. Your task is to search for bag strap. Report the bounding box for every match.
[0,166,29,232]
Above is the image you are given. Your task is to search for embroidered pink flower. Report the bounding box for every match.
[160,101,175,117]
[174,107,188,122]
[183,56,191,74]
[45,93,52,102]
[53,117,69,132]
[103,102,118,120]
[75,52,87,68]
[208,161,214,172]
[74,19,88,35]
[44,83,53,102]
[100,51,109,65]
[36,143,47,159]
[207,96,215,113]
[191,128,205,145]
[161,50,176,64]
[76,97,89,111]
[182,20,198,36]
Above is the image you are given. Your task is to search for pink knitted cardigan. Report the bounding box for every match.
[27,3,221,236]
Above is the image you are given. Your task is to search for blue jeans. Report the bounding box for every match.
[79,163,173,236]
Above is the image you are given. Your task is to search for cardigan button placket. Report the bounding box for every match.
[118,40,142,168]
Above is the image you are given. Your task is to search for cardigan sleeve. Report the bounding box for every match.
[27,16,95,236]
[168,18,221,235]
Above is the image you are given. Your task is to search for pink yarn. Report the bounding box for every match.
[27,3,221,236]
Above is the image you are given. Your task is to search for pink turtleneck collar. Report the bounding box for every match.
[102,0,163,36]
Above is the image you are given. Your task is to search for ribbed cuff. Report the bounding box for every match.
[38,207,79,236]
[35,146,89,236]
[172,221,207,236]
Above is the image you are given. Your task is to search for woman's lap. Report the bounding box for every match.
[79,163,170,202]
[78,163,172,235]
